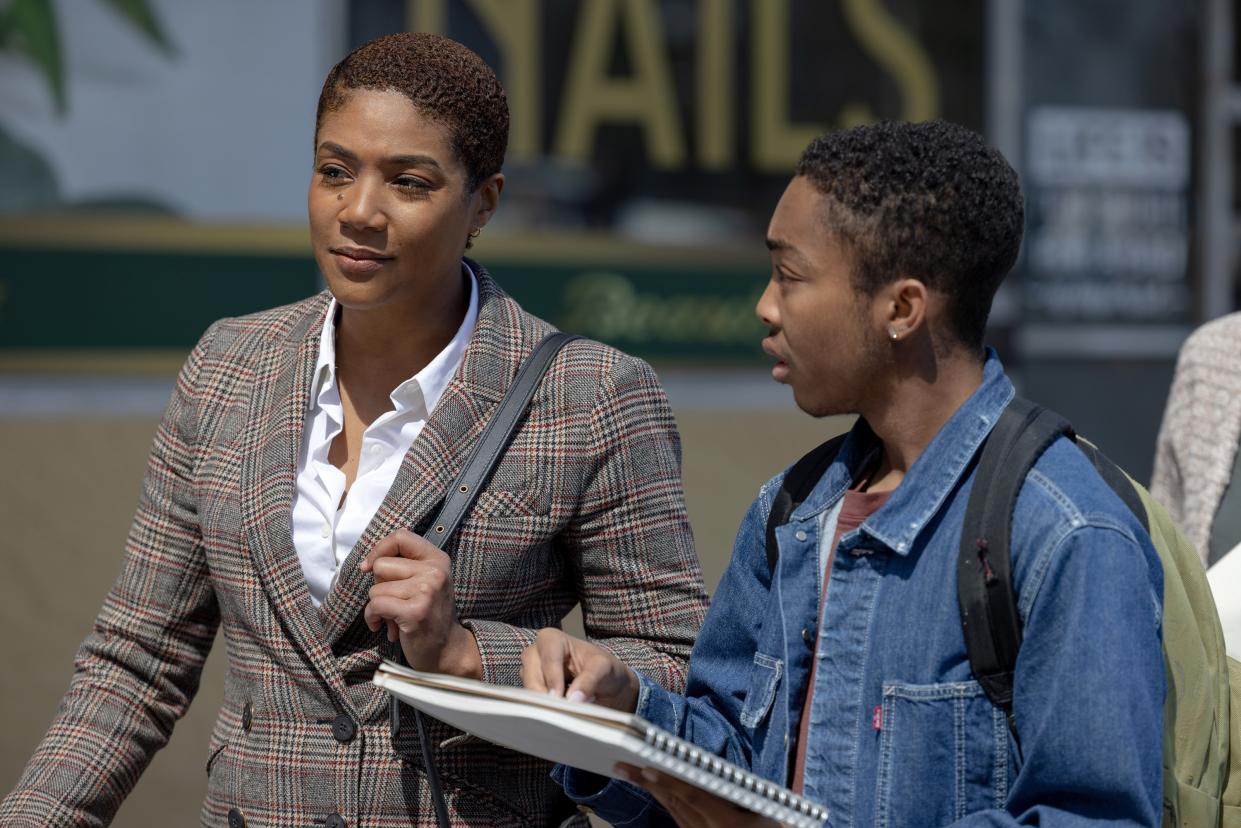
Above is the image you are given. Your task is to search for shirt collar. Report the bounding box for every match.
[793,348,1015,556]
[310,261,480,417]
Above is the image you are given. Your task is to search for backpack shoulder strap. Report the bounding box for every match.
[1073,439,1150,533]
[958,396,1073,743]
[764,434,849,575]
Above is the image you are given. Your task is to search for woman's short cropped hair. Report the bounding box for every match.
[316,32,509,191]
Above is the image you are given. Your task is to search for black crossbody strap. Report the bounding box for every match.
[957,396,1072,751]
[395,331,580,828]
[424,332,581,549]
[764,434,849,575]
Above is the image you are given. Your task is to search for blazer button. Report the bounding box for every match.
[241,702,252,733]
[332,713,356,744]
[227,808,246,828]
[325,814,347,828]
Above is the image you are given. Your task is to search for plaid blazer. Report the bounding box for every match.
[2,263,708,827]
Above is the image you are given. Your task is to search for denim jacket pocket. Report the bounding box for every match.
[739,653,784,729]
[874,680,1011,828]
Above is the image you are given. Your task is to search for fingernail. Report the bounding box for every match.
[568,690,586,704]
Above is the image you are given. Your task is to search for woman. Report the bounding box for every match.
[1,33,707,827]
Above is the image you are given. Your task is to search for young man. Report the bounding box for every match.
[522,121,1165,826]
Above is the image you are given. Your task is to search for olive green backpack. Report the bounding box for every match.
[1138,482,1240,827]
[945,399,1241,828]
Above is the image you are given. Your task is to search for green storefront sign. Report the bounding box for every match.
[0,229,769,365]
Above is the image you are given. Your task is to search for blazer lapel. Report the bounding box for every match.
[319,270,522,650]
[239,294,350,700]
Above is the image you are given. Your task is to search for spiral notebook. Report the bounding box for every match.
[373,661,828,828]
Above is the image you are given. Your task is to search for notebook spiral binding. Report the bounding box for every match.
[639,726,829,827]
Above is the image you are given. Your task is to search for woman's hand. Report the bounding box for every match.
[361,529,482,678]
[616,764,782,828]
[520,628,639,712]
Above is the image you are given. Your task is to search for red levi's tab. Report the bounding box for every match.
[872,705,883,731]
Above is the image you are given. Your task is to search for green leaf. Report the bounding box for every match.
[97,0,175,56]
[0,6,15,46]
[4,0,65,113]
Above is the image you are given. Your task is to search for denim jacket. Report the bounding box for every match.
[557,353,1164,827]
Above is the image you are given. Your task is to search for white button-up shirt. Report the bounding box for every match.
[291,266,479,606]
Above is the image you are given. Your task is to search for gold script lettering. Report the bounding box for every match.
[561,273,762,344]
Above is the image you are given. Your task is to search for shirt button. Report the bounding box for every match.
[320,523,331,539]
[369,444,383,455]
[794,530,808,542]
[332,713,356,744]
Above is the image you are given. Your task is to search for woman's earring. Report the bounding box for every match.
[469,228,481,239]
[888,327,899,341]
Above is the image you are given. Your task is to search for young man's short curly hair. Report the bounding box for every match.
[316,32,509,191]
[796,120,1024,351]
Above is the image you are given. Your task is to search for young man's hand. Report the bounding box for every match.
[520,628,639,712]
[616,764,782,828]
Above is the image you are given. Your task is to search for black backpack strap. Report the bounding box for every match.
[1075,440,1150,533]
[765,434,849,575]
[958,397,1072,749]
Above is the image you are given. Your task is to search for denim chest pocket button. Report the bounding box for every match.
[794,530,808,542]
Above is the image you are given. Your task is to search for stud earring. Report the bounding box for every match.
[888,327,899,341]
[469,228,481,239]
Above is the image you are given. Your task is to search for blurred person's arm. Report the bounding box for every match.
[1150,314,1241,564]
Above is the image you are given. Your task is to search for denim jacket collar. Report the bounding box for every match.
[792,348,1015,556]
